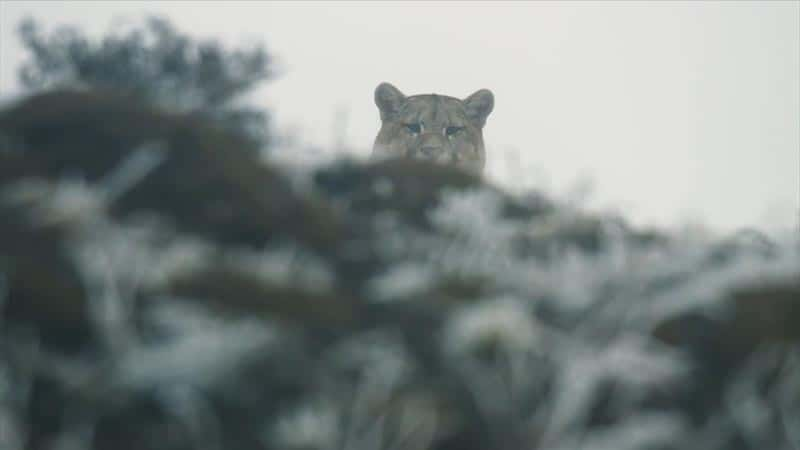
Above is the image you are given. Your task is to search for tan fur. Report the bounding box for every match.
[371,83,494,174]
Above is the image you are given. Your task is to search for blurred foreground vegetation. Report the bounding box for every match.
[16,16,272,146]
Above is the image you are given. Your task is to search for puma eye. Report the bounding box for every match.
[445,126,464,137]
[405,123,422,134]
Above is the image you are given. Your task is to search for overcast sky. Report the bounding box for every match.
[1,1,798,234]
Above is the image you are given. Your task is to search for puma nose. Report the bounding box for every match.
[419,146,441,157]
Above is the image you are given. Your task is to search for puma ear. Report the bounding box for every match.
[463,89,494,128]
[375,82,406,121]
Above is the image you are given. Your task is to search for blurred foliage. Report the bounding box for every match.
[1,90,799,450]
[16,16,272,145]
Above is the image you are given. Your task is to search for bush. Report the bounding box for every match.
[17,16,273,145]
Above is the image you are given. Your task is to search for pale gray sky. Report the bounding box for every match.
[1,1,798,233]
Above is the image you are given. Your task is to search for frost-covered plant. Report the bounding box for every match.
[1,99,798,450]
